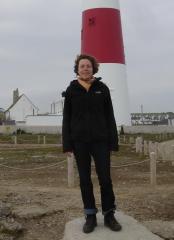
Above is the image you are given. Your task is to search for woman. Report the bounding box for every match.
[62,54,122,233]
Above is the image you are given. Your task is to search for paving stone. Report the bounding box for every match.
[0,219,22,234]
[12,205,48,219]
[63,212,163,240]
[143,220,174,239]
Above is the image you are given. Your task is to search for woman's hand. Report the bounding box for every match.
[65,152,73,158]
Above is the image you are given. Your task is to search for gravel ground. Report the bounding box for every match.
[0,144,173,239]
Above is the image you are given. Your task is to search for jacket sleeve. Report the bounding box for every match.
[62,88,73,153]
[104,86,119,151]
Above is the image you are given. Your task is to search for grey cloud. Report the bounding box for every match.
[0,0,174,113]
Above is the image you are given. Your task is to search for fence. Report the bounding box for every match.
[0,135,61,145]
[67,136,174,188]
[0,135,173,188]
[0,125,62,134]
[134,137,174,161]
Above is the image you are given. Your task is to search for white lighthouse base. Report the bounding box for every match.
[62,211,162,240]
[96,63,131,126]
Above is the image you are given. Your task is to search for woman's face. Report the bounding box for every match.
[78,59,93,81]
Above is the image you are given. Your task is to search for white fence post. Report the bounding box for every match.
[129,136,134,144]
[67,153,75,188]
[154,142,159,159]
[171,145,174,166]
[43,136,46,145]
[148,141,154,156]
[38,135,40,144]
[136,137,143,154]
[13,136,17,145]
[144,140,148,156]
[161,143,166,161]
[150,152,157,186]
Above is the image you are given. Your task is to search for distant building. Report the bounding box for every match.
[0,108,5,125]
[131,112,174,126]
[0,108,5,113]
[5,89,39,125]
[50,99,64,115]
[25,114,62,126]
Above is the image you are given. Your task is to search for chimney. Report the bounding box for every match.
[13,88,19,104]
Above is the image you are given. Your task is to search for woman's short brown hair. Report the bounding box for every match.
[74,54,99,75]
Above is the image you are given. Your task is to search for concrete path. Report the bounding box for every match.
[62,212,163,240]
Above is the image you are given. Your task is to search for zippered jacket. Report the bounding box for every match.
[62,77,119,152]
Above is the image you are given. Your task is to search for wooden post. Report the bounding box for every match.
[144,140,148,156]
[154,142,159,159]
[158,134,161,141]
[67,153,74,187]
[136,137,140,153]
[14,136,17,145]
[161,143,166,161]
[148,141,152,156]
[135,137,139,153]
[43,136,46,145]
[150,152,157,186]
[139,141,143,155]
[171,145,174,166]
[38,135,40,144]
[135,137,143,154]
[129,136,134,144]
[118,135,121,144]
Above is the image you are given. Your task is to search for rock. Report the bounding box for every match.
[0,219,23,235]
[12,204,56,219]
[143,220,174,240]
[0,233,15,240]
[63,212,163,240]
[0,202,11,218]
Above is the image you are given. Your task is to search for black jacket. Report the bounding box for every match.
[62,77,119,152]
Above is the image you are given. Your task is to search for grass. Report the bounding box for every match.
[0,133,61,144]
[119,133,174,143]
[0,146,64,165]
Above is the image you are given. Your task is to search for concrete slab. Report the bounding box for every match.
[63,212,163,240]
[143,220,174,239]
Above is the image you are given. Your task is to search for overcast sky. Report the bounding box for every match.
[0,0,174,113]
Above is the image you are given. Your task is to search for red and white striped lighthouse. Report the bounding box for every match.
[81,0,130,126]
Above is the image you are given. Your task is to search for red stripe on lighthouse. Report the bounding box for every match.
[81,8,125,64]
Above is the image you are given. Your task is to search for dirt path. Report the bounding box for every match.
[0,145,174,239]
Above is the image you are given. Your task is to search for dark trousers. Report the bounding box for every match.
[73,141,116,215]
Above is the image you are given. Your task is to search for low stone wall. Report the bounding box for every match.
[22,126,62,134]
[0,125,17,134]
[1,125,174,135]
[124,125,174,134]
[158,140,174,161]
[135,137,174,161]
[0,125,62,134]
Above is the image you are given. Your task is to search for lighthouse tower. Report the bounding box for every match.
[81,0,130,126]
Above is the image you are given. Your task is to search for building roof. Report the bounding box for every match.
[5,94,39,112]
[0,108,5,113]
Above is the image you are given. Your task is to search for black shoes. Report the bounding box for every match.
[83,214,97,233]
[104,211,122,231]
[83,212,122,233]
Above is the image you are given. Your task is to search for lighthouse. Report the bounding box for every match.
[81,0,130,126]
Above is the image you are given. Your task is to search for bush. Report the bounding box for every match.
[16,128,26,135]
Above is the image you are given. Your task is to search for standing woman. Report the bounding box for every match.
[62,54,122,233]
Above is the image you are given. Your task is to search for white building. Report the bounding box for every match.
[50,99,64,115]
[5,94,39,125]
[25,114,62,126]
